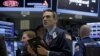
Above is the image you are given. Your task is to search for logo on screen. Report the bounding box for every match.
[3,0,19,7]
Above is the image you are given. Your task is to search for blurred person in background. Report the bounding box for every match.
[0,34,8,56]
[21,31,36,56]
[35,25,48,50]
[74,25,96,56]
[79,25,95,43]
[35,25,46,40]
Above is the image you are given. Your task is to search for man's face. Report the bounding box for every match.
[42,11,57,28]
[21,34,30,44]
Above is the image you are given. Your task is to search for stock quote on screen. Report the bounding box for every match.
[0,0,51,8]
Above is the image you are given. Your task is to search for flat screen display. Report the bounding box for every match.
[0,21,14,38]
[57,0,99,17]
[87,22,100,38]
[0,0,52,11]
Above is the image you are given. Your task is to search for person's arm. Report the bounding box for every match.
[27,45,37,55]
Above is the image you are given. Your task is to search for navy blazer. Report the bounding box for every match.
[43,27,71,56]
[74,37,95,56]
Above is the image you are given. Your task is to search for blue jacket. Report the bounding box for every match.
[74,37,95,56]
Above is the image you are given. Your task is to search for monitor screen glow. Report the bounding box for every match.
[87,22,100,38]
[57,0,99,17]
[0,0,52,11]
[0,21,14,38]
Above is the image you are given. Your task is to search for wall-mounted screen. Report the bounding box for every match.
[0,21,14,38]
[87,22,100,38]
[0,0,52,11]
[57,0,99,17]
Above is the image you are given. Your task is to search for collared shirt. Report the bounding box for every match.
[47,25,56,36]
[45,26,57,44]
[46,26,57,56]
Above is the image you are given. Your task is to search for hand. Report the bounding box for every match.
[27,45,36,55]
[37,45,48,56]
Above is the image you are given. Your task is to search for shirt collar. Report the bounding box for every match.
[47,26,56,35]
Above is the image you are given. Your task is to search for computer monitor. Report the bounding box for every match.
[0,0,52,11]
[57,0,99,17]
[87,22,100,39]
[0,21,14,38]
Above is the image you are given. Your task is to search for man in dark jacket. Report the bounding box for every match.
[37,9,71,56]
[74,25,95,56]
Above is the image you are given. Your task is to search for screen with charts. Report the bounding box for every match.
[0,0,52,11]
[57,0,99,17]
[87,22,100,38]
[0,21,14,38]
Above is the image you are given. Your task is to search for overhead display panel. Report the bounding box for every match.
[0,21,14,38]
[57,0,99,17]
[0,0,52,11]
[0,0,23,7]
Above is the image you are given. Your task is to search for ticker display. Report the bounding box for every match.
[57,0,99,17]
[0,0,52,11]
[0,0,23,7]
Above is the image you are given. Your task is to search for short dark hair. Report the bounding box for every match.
[43,9,57,19]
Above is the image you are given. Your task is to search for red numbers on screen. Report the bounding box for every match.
[3,0,19,7]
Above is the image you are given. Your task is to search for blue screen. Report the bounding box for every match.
[87,22,100,38]
[0,21,14,38]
